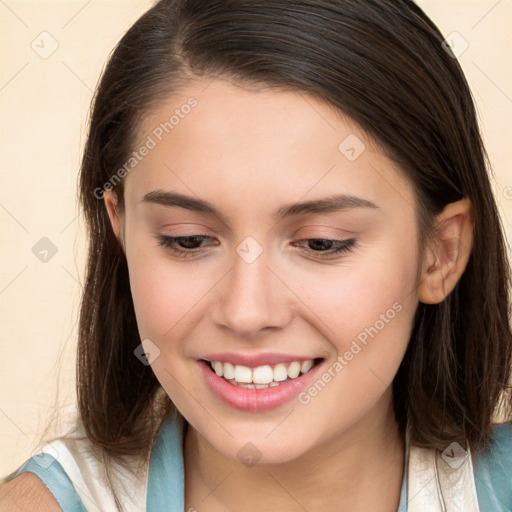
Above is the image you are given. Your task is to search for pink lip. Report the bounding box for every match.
[198,358,324,412]
[201,351,319,368]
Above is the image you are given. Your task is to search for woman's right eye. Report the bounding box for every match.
[157,235,216,257]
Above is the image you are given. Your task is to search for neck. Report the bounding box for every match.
[184,389,405,512]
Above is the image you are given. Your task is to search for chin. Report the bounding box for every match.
[199,423,316,466]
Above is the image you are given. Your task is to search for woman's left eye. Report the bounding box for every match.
[292,238,356,259]
[157,235,355,260]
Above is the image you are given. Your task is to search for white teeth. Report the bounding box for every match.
[272,363,288,382]
[234,365,253,383]
[223,362,235,380]
[208,358,317,386]
[287,362,301,379]
[301,360,313,373]
[233,381,282,389]
[213,361,223,377]
[252,365,274,384]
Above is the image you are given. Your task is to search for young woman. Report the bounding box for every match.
[1,1,511,511]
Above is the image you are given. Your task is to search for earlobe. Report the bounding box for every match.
[417,198,474,305]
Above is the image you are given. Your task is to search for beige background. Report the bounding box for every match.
[1,0,511,477]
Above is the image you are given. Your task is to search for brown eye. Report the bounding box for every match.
[293,238,356,258]
[157,235,217,257]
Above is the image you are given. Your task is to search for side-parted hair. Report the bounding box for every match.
[78,0,512,467]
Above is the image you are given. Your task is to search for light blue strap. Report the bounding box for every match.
[146,409,185,512]
[396,425,409,512]
[5,454,87,512]
[473,422,512,512]
[396,470,408,511]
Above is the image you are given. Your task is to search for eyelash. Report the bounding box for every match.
[156,235,356,259]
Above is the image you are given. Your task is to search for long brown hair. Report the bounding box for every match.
[77,0,512,469]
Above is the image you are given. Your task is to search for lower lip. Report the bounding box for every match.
[198,359,324,412]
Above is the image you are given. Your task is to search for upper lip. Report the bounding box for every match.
[200,352,322,368]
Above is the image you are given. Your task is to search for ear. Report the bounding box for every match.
[417,198,474,304]
[103,190,124,245]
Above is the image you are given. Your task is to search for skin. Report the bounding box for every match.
[0,473,62,512]
[104,76,473,511]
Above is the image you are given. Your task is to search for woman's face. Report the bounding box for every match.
[108,77,423,463]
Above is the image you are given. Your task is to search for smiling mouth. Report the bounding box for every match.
[202,357,324,389]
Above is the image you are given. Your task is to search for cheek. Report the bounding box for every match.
[124,234,216,341]
[290,237,419,345]
[292,248,418,437]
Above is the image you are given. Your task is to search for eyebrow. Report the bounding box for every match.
[142,190,379,221]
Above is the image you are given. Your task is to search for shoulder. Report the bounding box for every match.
[0,472,62,511]
[473,421,512,511]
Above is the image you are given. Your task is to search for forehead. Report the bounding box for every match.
[124,77,416,219]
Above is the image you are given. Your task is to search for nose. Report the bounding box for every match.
[212,246,293,338]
